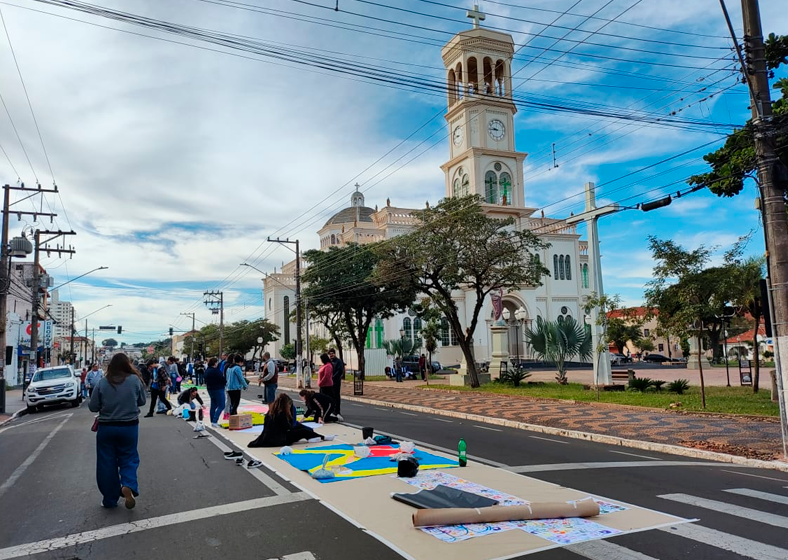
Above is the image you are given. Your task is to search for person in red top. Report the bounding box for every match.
[317,353,333,398]
[80,367,88,398]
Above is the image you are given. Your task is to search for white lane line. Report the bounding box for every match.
[433,418,452,423]
[722,469,788,483]
[398,411,418,417]
[0,415,70,500]
[204,429,290,496]
[724,488,788,505]
[508,461,721,473]
[0,411,73,433]
[342,421,509,468]
[609,450,662,461]
[268,552,317,560]
[529,435,569,444]
[658,493,788,528]
[474,425,502,432]
[660,522,788,560]
[374,408,388,412]
[0,493,310,560]
[567,538,659,560]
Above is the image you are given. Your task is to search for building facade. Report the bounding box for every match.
[264,21,592,372]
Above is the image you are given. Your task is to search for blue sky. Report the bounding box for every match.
[0,0,784,343]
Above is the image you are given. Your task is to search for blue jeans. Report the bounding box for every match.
[264,384,277,404]
[81,382,87,398]
[208,389,226,424]
[96,423,139,508]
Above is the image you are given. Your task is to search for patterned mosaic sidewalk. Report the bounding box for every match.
[279,377,783,460]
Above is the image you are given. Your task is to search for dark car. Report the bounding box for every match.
[642,353,671,363]
[401,355,442,374]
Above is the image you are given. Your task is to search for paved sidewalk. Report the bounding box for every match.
[0,389,25,426]
[280,377,784,461]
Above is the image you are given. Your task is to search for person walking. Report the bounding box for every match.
[194,360,205,386]
[86,363,103,397]
[328,348,344,416]
[144,361,172,417]
[138,360,152,389]
[418,354,427,381]
[317,353,333,398]
[88,353,146,509]
[225,354,248,416]
[204,357,226,427]
[80,367,88,398]
[260,351,278,405]
[218,352,229,373]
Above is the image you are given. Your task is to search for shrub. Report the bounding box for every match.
[651,380,667,392]
[628,376,653,392]
[500,369,532,387]
[667,379,690,394]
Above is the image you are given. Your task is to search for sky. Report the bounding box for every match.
[0,0,784,344]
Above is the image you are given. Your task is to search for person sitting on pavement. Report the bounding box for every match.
[177,387,204,420]
[299,389,340,423]
[248,393,332,448]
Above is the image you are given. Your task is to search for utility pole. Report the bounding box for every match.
[268,237,303,388]
[30,229,76,370]
[722,0,788,456]
[181,312,195,361]
[203,291,224,355]
[69,306,75,364]
[566,183,618,386]
[91,327,95,364]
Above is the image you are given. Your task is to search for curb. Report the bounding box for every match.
[0,407,26,427]
[329,392,788,473]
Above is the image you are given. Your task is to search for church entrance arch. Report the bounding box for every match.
[500,295,529,362]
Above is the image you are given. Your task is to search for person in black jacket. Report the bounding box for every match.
[299,389,338,423]
[143,362,172,417]
[204,357,226,427]
[248,394,326,448]
[328,348,344,417]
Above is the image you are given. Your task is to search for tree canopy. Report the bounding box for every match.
[102,338,118,348]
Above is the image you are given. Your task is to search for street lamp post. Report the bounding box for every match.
[399,326,405,382]
[515,307,527,367]
[51,266,108,292]
[75,304,112,367]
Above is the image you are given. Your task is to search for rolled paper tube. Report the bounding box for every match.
[412,499,600,527]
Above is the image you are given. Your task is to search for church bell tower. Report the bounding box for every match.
[440,5,527,208]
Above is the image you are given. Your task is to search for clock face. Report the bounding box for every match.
[488,119,505,141]
[452,125,464,146]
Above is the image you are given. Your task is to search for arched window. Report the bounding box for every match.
[467,57,479,94]
[499,172,511,205]
[553,255,559,279]
[413,317,422,341]
[565,255,572,280]
[403,317,412,342]
[453,178,460,197]
[441,318,451,346]
[494,59,506,96]
[582,264,589,288]
[330,234,336,245]
[447,69,457,105]
[283,296,290,344]
[455,62,463,100]
[485,171,498,203]
[559,255,565,280]
[483,57,493,94]
[460,174,469,196]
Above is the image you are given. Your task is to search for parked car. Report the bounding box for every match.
[642,353,671,363]
[401,355,442,374]
[609,353,630,365]
[25,365,81,413]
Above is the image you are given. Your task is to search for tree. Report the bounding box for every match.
[375,195,548,388]
[383,337,421,360]
[639,338,655,353]
[688,34,788,199]
[280,343,295,361]
[102,338,118,348]
[606,317,646,354]
[307,335,331,364]
[224,319,279,357]
[421,319,440,384]
[727,253,767,392]
[303,242,418,380]
[523,316,592,384]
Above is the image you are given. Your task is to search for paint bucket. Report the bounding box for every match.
[362,426,374,439]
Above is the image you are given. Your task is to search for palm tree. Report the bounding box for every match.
[524,316,592,384]
[421,319,441,385]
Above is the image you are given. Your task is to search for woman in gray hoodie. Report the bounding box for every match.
[89,353,146,509]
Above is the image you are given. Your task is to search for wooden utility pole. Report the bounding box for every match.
[734,0,788,455]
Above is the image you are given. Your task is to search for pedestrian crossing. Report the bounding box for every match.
[566,484,788,560]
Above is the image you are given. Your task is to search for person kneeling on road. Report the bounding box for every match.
[177,387,204,420]
[247,393,333,448]
[299,389,341,423]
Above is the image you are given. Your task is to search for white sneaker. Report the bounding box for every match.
[211,423,219,428]
[324,435,336,441]
[307,437,322,443]
[335,414,344,422]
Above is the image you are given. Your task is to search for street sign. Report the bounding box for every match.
[98,326,116,330]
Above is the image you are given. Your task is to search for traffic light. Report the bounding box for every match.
[169,327,174,336]
[117,326,122,334]
[198,342,204,354]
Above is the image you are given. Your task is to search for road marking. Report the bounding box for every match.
[724,488,788,505]
[204,428,290,496]
[567,538,659,560]
[658,493,788,528]
[398,412,418,417]
[433,418,452,423]
[0,415,70,500]
[267,552,316,560]
[0,411,73,433]
[660,523,788,560]
[474,425,502,432]
[722,469,788,483]
[0,493,310,560]
[374,408,388,412]
[342,421,508,468]
[609,450,662,460]
[508,461,723,473]
[529,435,569,444]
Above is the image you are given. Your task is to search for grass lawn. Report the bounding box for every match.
[363,374,446,382]
[424,383,780,417]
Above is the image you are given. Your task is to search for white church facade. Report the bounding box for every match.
[264,18,591,373]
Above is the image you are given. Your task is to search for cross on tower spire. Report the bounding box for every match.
[466,3,485,28]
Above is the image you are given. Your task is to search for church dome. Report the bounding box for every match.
[324,185,375,226]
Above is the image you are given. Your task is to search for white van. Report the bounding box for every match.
[25,365,82,413]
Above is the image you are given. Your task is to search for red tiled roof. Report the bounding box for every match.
[607,307,657,319]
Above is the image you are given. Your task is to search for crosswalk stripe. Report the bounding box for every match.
[658,493,788,528]
[660,523,788,560]
[724,488,788,506]
[566,539,659,560]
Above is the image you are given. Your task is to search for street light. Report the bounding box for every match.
[515,307,527,366]
[51,266,108,291]
[74,305,112,368]
[398,326,406,382]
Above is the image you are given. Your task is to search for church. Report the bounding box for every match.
[264,11,591,374]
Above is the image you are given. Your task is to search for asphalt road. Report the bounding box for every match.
[1,397,787,560]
